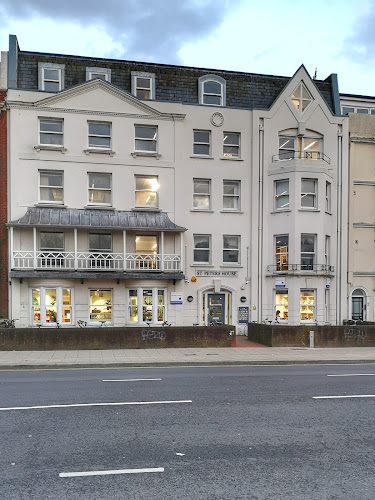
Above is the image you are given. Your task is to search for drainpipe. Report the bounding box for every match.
[258,121,265,322]
[336,129,343,324]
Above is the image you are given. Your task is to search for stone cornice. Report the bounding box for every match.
[350,137,375,143]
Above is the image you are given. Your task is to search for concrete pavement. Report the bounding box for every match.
[2,343,375,369]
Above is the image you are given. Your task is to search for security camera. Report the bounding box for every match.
[245,280,249,285]
[185,279,190,284]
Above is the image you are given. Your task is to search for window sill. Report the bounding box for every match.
[220,264,242,268]
[190,209,214,213]
[220,210,243,214]
[191,264,213,267]
[84,205,116,210]
[35,203,67,208]
[220,157,243,161]
[34,145,67,153]
[84,148,115,156]
[131,207,161,212]
[131,151,161,159]
[271,209,291,214]
[298,208,320,212]
[190,155,214,160]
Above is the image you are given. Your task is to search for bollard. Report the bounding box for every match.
[309,331,314,348]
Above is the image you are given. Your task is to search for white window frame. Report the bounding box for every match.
[193,179,211,210]
[30,287,73,326]
[275,289,288,323]
[39,119,63,147]
[301,178,317,209]
[89,289,112,324]
[291,82,313,113]
[134,125,158,153]
[127,287,167,325]
[325,235,330,268]
[300,289,316,323]
[325,181,331,213]
[275,179,289,211]
[193,234,211,264]
[223,235,240,264]
[38,63,65,92]
[198,74,226,106]
[223,132,240,158]
[88,121,111,149]
[131,71,155,100]
[86,67,111,82]
[223,180,240,211]
[135,175,159,209]
[275,235,289,271]
[193,130,211,156]
[301,234,316,271]
[39,170,64,205]
[87,172,112,206]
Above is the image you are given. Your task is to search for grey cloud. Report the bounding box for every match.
[343,1,375,64]
[0,0,235,62]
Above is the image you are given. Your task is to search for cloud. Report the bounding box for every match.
[342,1,375,64]
[0,0,235,62]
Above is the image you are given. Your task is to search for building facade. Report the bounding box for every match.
[1,35,348,329]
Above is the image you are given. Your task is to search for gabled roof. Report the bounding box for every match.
[8,208,187,232]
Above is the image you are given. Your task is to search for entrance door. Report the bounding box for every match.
[207,294,225,324]
[352,288,366,320]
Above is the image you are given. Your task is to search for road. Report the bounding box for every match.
[1,364,375,499]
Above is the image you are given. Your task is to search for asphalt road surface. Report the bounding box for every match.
[1,364,375,499]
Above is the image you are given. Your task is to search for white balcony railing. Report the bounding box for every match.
[12,251,182,272]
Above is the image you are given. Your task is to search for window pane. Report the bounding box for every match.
[194,249,209,262]
[135,127,157,139]
[204,81,221,94]
[40,133,63,145]
[276,291,288,320]
[276,180,289,196]
[135,191,157,206]
[301,235,314,252]
[89,290,112,321]
[89,136,111,147]
[342,107,354,115]
[223,196,238,209]
[223,181,238,195]
[89,123,110,135]
[194,180,209,194]
[90,73,106,80]
[301,194,315,207]
[40,120,62,133]
[89,173,111,189]
[40,187,63,202]
[279,137,294,149]
[302,179,316,193]
[136,89,151,99]
[300,291,314,321]
[194,131,210,143]
[193,195,210,209]
[203,95,221,105]
[89,233,112,251]
[44,69,59,80]
[194,144,210,155]
[137,78,151,89]
[40,172,62,187]
[224,133,239,145]
[194,235,209,248]
[44,81,60,92]
[224,236,239,249]
[40,232,64,250]
[135,139,156,151]
[357,108,369,114]
[89,190,111,204]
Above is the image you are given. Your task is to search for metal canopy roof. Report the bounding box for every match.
[8,208,187,232]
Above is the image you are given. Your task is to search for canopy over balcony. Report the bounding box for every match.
[8,207,187,232]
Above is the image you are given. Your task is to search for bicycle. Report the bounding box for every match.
[208,320,222,327]
[161,320,171,327]
[36,321,61,328]
[77,320,106,328]
[0,318,18,328]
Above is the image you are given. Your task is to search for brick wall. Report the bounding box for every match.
[0,91,7,318]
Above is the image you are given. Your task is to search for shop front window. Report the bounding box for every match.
[300,290,315,321]
[31,287,72,326]
[142,289,153,322]
[32,289,41,324]
[89,290,112,322]
[157,290,165,322]
[127,288,166,325]
[275,290,288,321]
[129,290,138,323]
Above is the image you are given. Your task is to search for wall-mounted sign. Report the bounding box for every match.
[170,292,183,305]
[187,295,194,302]
[238,306,249,324]
[196,270,238,277]
[275,277,286,288]
[240,296,247,303]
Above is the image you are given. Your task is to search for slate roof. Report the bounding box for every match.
[17,51,335,113]
[8,208,187,232]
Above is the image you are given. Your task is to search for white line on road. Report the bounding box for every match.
[313,395,375,399]
[327,374,375,377]
[102,378,162,382]
[59,467,164,478]
[0,400,192,412]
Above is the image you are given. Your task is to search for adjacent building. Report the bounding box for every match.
[0,35,348,329]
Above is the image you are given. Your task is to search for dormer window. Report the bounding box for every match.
[291,82,313,113]
[86,67,111,82]
[131,72,155,100]
[198,75,226,106]
[38,63,65,92]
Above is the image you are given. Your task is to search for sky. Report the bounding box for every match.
[0,0,374,96]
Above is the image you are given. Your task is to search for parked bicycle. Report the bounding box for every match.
[208,320,222,327]
[0,318,18,328]
[36,321,61,328]
[77,320,106,328]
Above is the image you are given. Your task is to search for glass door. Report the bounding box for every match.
[207,294,225,324]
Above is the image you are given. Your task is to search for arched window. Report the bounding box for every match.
[198,75,226,106]
[350,288,367,321]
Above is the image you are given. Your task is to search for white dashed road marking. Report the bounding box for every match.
[0,400,192,411]
[313,395,375,399]
[59,467,164,477]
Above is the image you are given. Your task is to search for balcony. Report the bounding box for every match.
[267,264,334,275]
[12,251,182,272]
[272,151,331,164]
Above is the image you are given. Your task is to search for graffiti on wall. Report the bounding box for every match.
[141,329,166,341]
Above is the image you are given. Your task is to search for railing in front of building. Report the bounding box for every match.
[12,251,182,272]
[267,263,334,274]
[272,151,331,164]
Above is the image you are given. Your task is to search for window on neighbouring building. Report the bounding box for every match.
[86,67,111,82]
[88,173,112,206]
[135,126,157,152]
[357,108,369,114]
[301,179,317,208]
[275,180,289,210]
[301,234,315,270]
[194,235,211,263]
[300,290,315,321]
[38,63,65,92]
[291,82,313,112]
[275,235,288,271]
[39,171,63,204]
[342,107,354,115]
[193,179,211,210]
[135,176,159,208]
[198,75,226,106]
[131,72,155,100]
[223,235,240,263]
[223,133,240,158]
[325,181,331,212]
[39,119,63,146]
[223,180,240,210]
[193,130,211,156]
[88,122,111,149]
[275,290,288,321]
[89,289,112,322]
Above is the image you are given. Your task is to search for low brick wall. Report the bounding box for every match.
[248,322,375,347]
[0,325,234,350]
